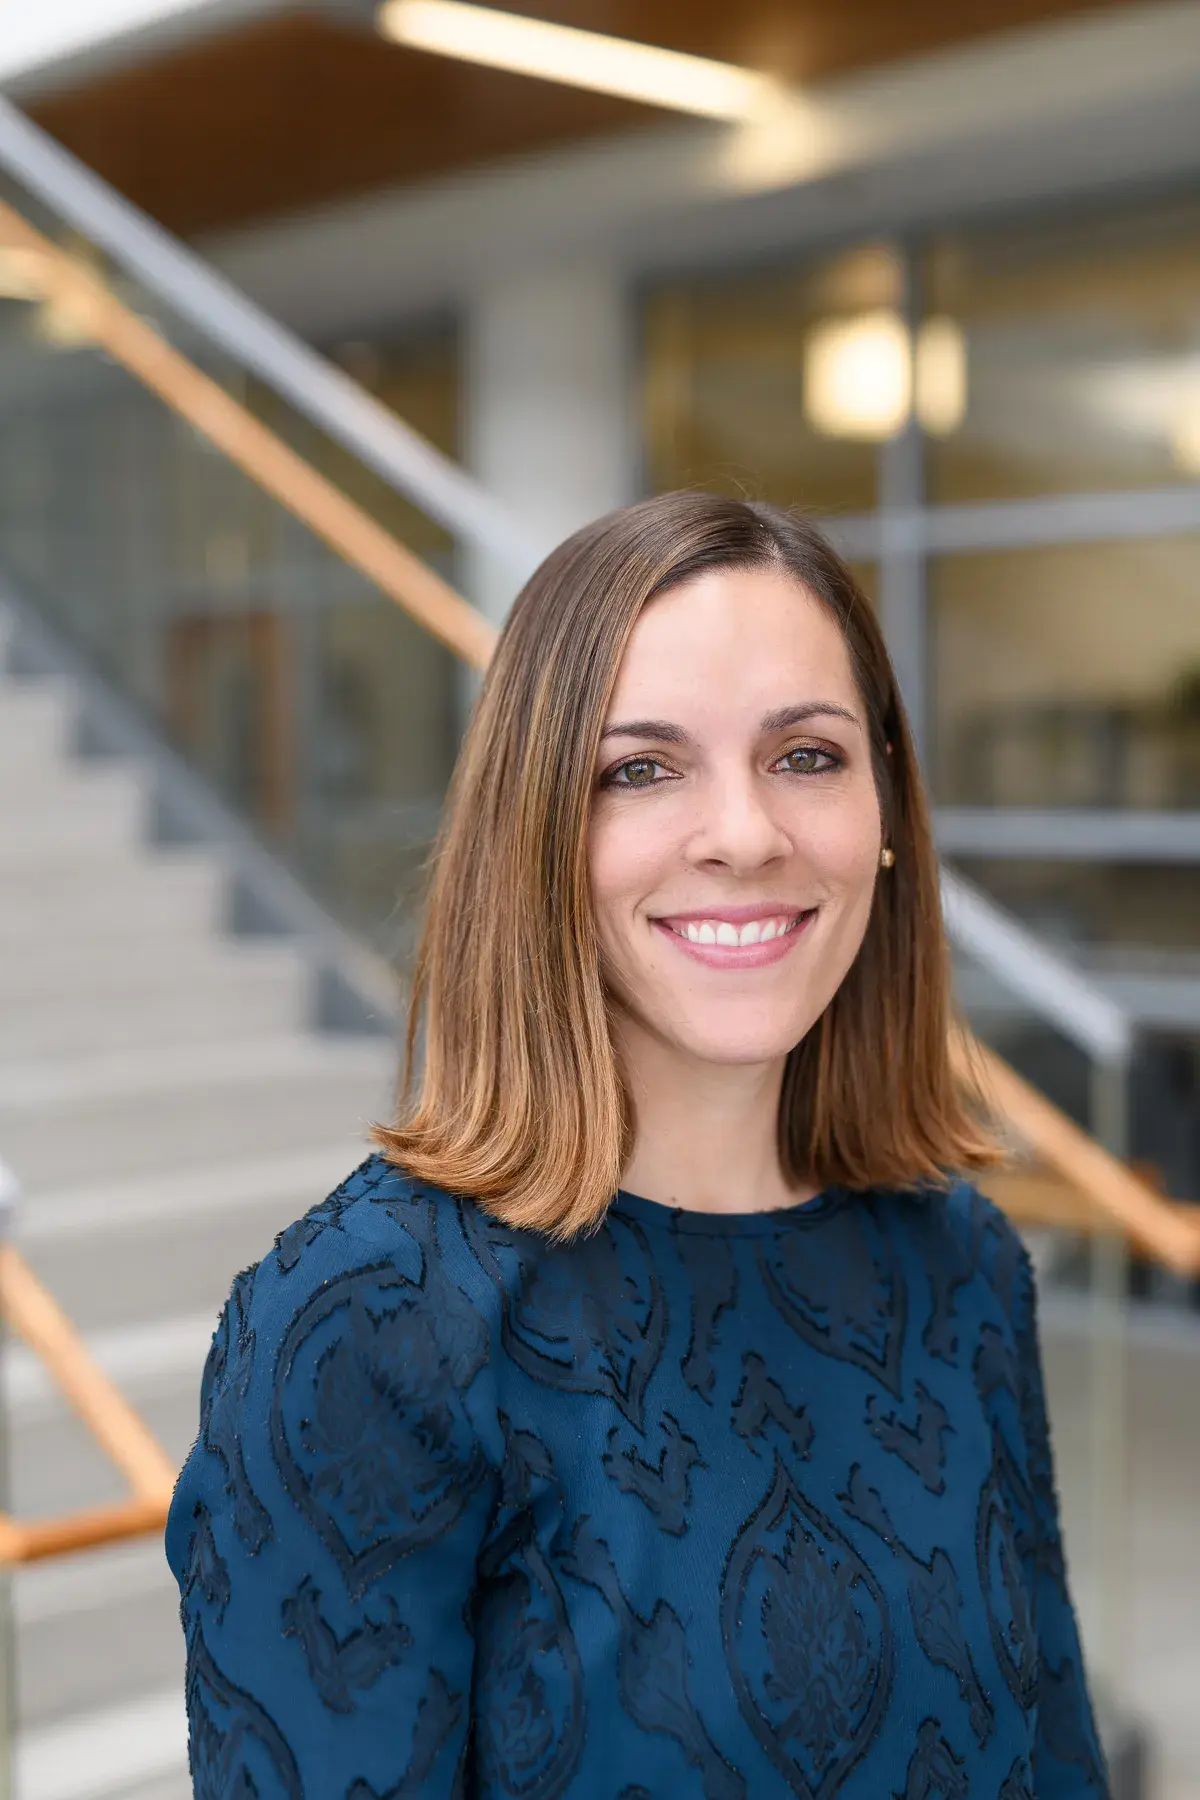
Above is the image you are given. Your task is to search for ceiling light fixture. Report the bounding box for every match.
[1170,407,1200,477]
[803,310,969,442]
[914,315,967,437]
[377,0,781,122]
[804,310,912,443]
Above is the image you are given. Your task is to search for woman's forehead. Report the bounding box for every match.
[609,566,859,714]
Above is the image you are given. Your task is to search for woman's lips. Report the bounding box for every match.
[652,908,817,969]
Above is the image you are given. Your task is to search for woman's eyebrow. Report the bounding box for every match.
[600,703,861,745]
[599,719,691,744]
[760,702,862,732]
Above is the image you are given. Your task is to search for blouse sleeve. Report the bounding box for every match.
[1013,1246,1112,1799]
[165,1202,499,1798]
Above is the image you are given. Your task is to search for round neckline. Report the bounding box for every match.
[610,1183,847,1236]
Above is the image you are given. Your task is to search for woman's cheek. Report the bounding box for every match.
[793,792,881,890]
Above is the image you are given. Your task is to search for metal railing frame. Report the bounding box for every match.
[0,117,1193,1611]
[0,97,538,576]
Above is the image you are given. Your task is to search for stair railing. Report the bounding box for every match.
[0,1159,176,1566]
[0,109,1193,1581]
[0,97,536,574]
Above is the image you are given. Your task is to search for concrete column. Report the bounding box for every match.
[461,259,637,632]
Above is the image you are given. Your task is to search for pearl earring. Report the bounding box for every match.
[880,847,895,870]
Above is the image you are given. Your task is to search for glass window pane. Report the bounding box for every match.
[952,858,1200,958]
[642,245,900,514]
[924,199,1200,500]
[931,539,1200,809]
[847,561,878,609]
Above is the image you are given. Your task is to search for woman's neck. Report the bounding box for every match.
[614,1013,814,1217]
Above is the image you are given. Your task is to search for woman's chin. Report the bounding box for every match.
[659,1013,813,1069]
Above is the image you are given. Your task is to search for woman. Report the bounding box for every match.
[168,493,1108,1799]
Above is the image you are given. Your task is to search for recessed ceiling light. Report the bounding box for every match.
[377,0,782,123]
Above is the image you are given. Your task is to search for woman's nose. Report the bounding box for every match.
[685,772,791,874]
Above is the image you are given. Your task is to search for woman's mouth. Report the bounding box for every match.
[652,908,817,968]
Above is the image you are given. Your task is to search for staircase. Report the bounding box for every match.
[0,605,398,1800]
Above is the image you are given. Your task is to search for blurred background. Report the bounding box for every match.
[0,0,1196,1796]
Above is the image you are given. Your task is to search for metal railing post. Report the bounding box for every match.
[1086,1053,1133,1713]
[0,1160,18,1800]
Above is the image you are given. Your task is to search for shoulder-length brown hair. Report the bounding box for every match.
[374,491,993,1237]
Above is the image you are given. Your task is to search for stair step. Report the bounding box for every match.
[0,756,140,802]
[18,1140,365,1242]
[16,1549,187,1752]
[8,1312,217,1425]
[0,684,72,762]
[0,853,224,943]
[0,1031,393,1110]
[0,783,147,861]
[22,1144,365,1333]
[0,962,306,1060]
[0,937,302,1004]
[0,614,404,1787]
[11,1383,198,1523]
[15,1682,187,1798]
[0,1052,392,1192]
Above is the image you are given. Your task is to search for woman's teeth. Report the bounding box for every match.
[672,915,800,947]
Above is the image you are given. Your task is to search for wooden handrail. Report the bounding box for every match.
[0,1496,170,1566]
[981,1166,1200,1249]
[0,196,1194,1571]
[0,1246,176,1503]
[0,1245,175,1564]
[0,1049,1195,1570]
[0,203,498,672]
[956,1034,1200,1278]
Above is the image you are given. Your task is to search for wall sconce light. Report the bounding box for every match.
[803,310,967,442]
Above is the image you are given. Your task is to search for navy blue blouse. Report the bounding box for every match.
[167,1154,1109,1800]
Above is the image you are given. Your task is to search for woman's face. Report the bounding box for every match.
[589,564,884,1069]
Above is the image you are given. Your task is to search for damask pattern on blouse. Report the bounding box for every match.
[166,1157,1111,1799]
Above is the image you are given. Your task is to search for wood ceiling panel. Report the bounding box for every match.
[28,0,1141,238]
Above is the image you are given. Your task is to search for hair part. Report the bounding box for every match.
[374,491,996,1238]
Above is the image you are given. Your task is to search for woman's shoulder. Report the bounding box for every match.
[211,1155,507,1366]
[270,1153,463,1268]
[883,1175,1032,1316]
[170,1157,508,1591]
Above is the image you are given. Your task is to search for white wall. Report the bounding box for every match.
[461,260,636,627]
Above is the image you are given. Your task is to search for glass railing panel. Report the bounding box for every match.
[0,1158,16,1800]
[951,949,1137,1770]
[949,856,1200,954]
[952,858,1200,1209]
[0,180,465,957]
[952,927,1200,1789]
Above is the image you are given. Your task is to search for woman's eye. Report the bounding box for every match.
[777,746,838,775]
[607,757,666,788]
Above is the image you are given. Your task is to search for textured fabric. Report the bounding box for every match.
[167,1154,1109,1800]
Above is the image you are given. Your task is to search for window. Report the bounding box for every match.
[924,202,1200,502]
[643,245,902,515]
[931,539,1200,810]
